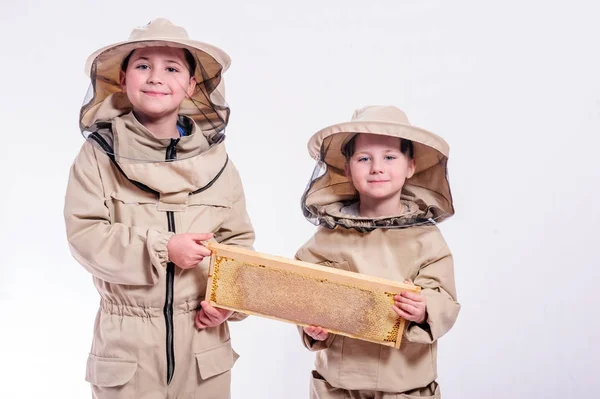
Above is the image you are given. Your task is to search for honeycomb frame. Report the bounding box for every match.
[205,242,420,349]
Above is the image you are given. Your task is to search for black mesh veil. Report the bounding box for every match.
[79,43,231,162]
[300,133,453,232]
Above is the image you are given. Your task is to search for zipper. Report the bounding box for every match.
[89,131,228,384]
[164,138,179,385]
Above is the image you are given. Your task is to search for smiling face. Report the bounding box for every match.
[344,133,416,209]
[119,46,196,122]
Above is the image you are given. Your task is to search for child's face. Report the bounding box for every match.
[120,47,196,121]
[345,134,416,203]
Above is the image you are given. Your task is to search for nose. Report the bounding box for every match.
[370,158,384,174]
[147,69,163,85]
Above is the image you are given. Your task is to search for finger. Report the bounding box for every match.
[304,326,316,335]
[198,312,213,327]
[191,256,204,264]
[196,319,209,329]
[196,309,209,322]
[200,301,222,319]
[394,295,418,307]
[305,326,322,339]
[313,327,328,339]
[393,305,415,321]
[395,293,419,302]
[195,319,206,329]
[194,246,212,257]
[196,308,215,325]
[400,291,423,302]
[206,311,223,325]
[394,302,418,314]
[396,301,419,315]
[189,233,214,242]
[195,316,208,328]
[195,311,208,329]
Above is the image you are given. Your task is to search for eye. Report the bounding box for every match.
[357,156,370,162]
[166,67,179,73]
[135,64,149,70]
[384,155,397,161]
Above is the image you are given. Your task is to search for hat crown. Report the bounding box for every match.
[128,18,189,41]
[351,105,410,125]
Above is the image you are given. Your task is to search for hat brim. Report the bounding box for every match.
[308,120,450,174]
[80,39,231,136]
[84,38,231,78]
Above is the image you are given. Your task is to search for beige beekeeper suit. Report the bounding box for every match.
[296,106,460,399]
[64,19,254,399]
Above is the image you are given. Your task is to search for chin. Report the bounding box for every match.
[138,107,176,118]
[363,192,393,199]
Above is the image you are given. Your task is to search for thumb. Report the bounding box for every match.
[189,233,214,243]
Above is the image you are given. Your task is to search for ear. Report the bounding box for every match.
[406,158,416,179]
[186,76,197,97]
[119,70,126,91]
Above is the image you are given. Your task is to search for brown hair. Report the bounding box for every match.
[120,48,197,76]
[342,134,414,160]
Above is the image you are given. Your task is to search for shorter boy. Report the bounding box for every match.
[297,105,460,398]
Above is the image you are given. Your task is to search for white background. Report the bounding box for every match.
[1,1,599,398]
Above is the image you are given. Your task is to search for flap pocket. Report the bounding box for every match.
[195,339,239,380]
[188,193,231,208]
[85,354,137,387]
[400,381,440,398]
[109,190,157,205]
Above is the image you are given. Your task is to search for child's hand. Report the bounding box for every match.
[195,301,233,329]
[303,325,329,341]
[167,233,213,269]
[393,291,427,324]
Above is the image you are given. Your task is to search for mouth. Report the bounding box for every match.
[368,180,389,184]
[142,91,169,97]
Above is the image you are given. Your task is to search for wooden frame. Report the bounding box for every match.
[205,242,420,349]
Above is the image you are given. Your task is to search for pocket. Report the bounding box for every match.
[182,193,232,234]
[106,190,158,225]
[309,370,345,399]
[399,381,440,399]
[188,193,232,209]
[85,353,137,397]
[195,339,239,380]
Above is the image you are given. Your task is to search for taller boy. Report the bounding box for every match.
[64,18,254,398]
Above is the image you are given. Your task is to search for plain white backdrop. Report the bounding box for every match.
[1,1,599,398]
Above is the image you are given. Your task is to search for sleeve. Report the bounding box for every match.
[213,161,255,250]
[64,142,173,286]
[404,237,461,344]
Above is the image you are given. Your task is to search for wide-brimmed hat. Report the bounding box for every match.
[308,105,449,174]
[303,105,454,225]
[80,18,230,137]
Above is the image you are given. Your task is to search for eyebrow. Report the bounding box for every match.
[131,56,183,66]
[355,148,401,154]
